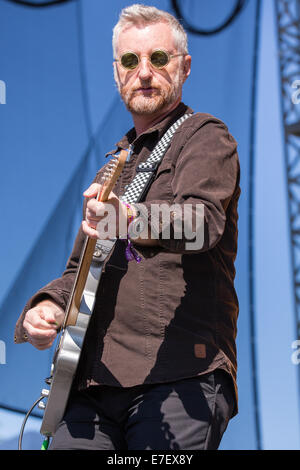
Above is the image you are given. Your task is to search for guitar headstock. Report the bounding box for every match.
[97,149,128,202]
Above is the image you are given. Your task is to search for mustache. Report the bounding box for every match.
[129,79,160,91]
[132,85,159,91]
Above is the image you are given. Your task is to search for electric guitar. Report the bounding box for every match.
[39,150,128,438]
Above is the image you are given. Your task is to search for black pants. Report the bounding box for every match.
[49,369,234,450]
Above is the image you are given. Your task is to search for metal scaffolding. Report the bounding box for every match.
[275,1,300,343]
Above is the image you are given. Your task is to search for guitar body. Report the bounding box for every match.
[39,151,127,438]
[40,239,114,437]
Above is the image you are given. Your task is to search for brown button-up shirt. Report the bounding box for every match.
[15,102,240,415]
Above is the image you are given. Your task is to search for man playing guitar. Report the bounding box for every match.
[15,4,240,450]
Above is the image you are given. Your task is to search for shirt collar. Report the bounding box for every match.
[105,102,193,157]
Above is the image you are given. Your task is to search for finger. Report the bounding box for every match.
[81,220,99,239]
[28,333,56,345]
[32,318,57,330]
[85,207,102,224]
[86,208,99,220]
[83,183,101,198]
[83,211,99,230]
[26,309,58,330]
[86,199,106,215]
[41,311,60,328]
[24,322,57,340]
[85,219,98,230]
[28,337,56,350]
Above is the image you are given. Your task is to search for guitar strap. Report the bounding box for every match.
[120,113,193,204]
[93,112,193,260]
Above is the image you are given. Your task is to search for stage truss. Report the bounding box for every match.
[275,1,300,347]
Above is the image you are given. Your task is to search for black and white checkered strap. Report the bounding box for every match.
[120,113,192,204]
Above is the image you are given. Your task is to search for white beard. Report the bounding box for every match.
[115,65,184,115]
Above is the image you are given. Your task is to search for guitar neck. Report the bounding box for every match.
[63,150,128,327]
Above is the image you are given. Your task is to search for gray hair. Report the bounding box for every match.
[112,4,188,58]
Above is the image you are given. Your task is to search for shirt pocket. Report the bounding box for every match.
[145,160,174,202]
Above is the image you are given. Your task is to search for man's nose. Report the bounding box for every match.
[138,57,153,80]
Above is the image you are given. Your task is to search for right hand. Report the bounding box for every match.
[23,299,65,350]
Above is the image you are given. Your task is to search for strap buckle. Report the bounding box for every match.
[136,161,160,172]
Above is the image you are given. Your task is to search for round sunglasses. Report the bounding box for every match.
[115,49,185,70]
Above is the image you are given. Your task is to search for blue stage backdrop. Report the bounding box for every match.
[0,0,260,449]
